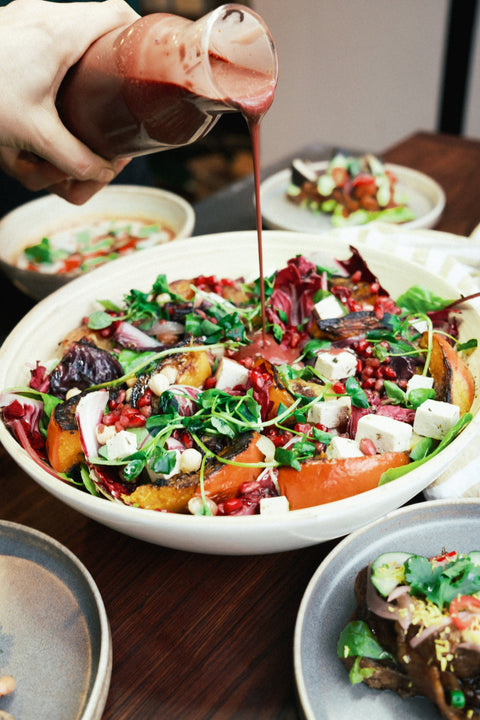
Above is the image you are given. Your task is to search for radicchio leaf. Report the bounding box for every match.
[49,339,124,399]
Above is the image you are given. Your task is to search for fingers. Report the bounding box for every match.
[48,177,109,205]
[0,148,67,191]
[0,146,132,202]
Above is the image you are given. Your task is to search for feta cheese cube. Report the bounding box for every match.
[314,350,357,380]
[326,436,364,459]
[259,495,290,515]
[410,318,429,335]
[406,374,434,394]
[307,395,352,428]
[215,357,249,390]
[413,399,460,440]
[106,429,138,460]
[355,414,413,453]
[313,294,345,320]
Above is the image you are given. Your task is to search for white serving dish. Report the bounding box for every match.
[0,229,479,555]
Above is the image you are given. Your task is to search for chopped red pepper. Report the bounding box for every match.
[449,595,480,630]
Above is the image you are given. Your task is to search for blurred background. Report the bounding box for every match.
[1,0,479,211]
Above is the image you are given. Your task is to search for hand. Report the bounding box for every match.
[0,0,140,204]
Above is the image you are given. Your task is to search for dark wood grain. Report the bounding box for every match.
[1,131,479,719]
[383,131,480,237]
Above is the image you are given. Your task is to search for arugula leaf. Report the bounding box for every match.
[407,387,435,409]
[123,455,147,481]
[88,310,116,330]
[457,338,478,352]
[24,237,68,265]
[150,448,178,475]
[300,338,332,359]
[396,286,455,313]
[274,439,316,470]
[79,463,101,496]
[345,377,369,408]
[379,413,473,485]
[337,620,394,683]
[409,436,434,461]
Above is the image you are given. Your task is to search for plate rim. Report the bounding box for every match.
[0,519,112,720]
[293,497,480,720]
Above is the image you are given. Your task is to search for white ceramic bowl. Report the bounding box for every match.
[0,184,195,300]
[0,229,479,555]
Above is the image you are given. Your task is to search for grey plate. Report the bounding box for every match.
[0,521,112,720]
[294,498,480,720]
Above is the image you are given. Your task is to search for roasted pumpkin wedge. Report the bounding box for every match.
[45,394,83,473]
[424,332,475,415]
[277,452,410,510]
[124,431,264,512]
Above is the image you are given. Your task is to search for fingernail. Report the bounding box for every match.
[97,168,116,184]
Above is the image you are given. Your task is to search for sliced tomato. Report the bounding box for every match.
[449,595,480,630]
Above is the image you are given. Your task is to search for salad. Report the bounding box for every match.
[338,550,480,719]
[0,247,476,517]
[16,218,175,276]
[286,153,416,227]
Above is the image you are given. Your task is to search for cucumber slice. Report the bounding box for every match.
[468,551,480,566]
[370,551,414,597]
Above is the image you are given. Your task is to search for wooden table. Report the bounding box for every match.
[1,130,480,719]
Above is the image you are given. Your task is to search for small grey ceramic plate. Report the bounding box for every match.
[294,499,480,720]
[0,521,111,720]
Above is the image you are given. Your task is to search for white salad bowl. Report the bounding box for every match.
[0,229,479,555]
[0,184,195,301]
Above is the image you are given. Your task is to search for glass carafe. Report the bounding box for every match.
[56,3,278,160]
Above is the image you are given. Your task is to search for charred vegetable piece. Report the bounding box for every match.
[424,332,475,415]
[123,431,263,511]
[45,394,83,472]
[310,310,385,340]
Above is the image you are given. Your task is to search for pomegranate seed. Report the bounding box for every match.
[374,379,384,392]
[294,422,313,436]
[359,438,377,455]
[370,282,380,293]
[223,498,243,514]
[382,366,397,380]
[351,270,362,283]
[356,359,363,373]
[363,378,376,390]
[137,390,152,408]
[355,340,369,354]
[362,366,375,379]
[332,381,346,394]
